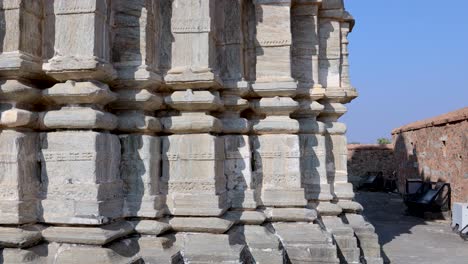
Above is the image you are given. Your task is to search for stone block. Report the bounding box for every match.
[222,211,267,225]
[308,201,343,216]
[42,81,117,106]
[0,1,43,78]
[111,0,162,87]
[40,107,118,130]
[137,236,183,263]
[273,223,338,264]
[44,0,116,81]
[0,108,37,128]
[52,241,141,264]
[119,134,165,218]
[228,225,284,263]
[337,200,364,213]
[162,134,228,216]
[229,225,281,250]
[265,208,317,222]
[224,135,256,209]
[39,131,123,224]
[252,134,308,206]
[0,130,39,224]
[0,225,44,248]
[169,217,233,234]
[131,220,171,236]
[174,233,248,263]
[42,221,134,245]
[0,243,50,264]
[162,112,223,133]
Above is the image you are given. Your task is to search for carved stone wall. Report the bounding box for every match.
[0,1,383,263]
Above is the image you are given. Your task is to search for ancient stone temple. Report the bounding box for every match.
[0,0,383,263]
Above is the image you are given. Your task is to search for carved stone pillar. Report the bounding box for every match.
[250,0,305,208]
[318,2,359,212]
[40,0,122,225]
[165,0,222,89]
[110,0,165,218]
[251,97,305,207]
[0,0,44,225]
[340,21,352,88]
[291,1,322,93]
[39,81,121,224]
[0,1,43,79]
[216,95,253,209]
[43,0,116,81]
[162,90,227,216]
[161,0,227,218]
[0,82,41,224]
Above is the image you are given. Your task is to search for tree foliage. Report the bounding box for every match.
[377,138,391,144]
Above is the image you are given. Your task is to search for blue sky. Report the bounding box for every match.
[341,0,468,143]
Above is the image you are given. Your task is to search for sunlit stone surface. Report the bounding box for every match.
[0,0,382,263]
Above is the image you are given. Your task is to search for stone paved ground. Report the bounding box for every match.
[355,192,468,264]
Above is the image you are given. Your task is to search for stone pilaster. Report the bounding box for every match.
[161,0,227,217]
[43,0,116,81]
[110,0,165,218]
[340,22,352,89]
[318,2,359,211]
[111,0,162,89]
[250,0,305,207]
[217,95,254,209]
[0,1,44,80]
[291,1,322,93]
[40,0,122,225]
[39,81,121,225]
[165,0,222,89]
[162,90,227,216]
[0,0,45,225]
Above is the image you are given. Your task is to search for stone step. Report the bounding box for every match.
[42,221,134,245]
[168,232,248,263]
[228,225,284,263]
[272,223,339,264]
[0,225,44,248]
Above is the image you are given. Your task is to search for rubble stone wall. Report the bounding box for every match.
[347,144,395,185]
[392,108,468,204]
[0,0,383,263]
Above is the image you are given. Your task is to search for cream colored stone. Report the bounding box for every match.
[222,211,267,225]
[169,217,233,234]
[0,0,379,261]
[131,220,171,236]
[265,208,317,222]
[0,225,44,248]
[42,221,134,245]
[39,131,123,225]
[162,134,228,216]
[0,130,39,224]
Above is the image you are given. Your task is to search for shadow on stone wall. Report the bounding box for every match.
[356,135,441,263]
[347,144,396,190]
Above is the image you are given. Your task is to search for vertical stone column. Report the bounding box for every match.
[340,22,352,89]
[0,0,44,225]
[165,0,221,89]
[291,1,322,93]
[40,0,122,225]
[317,3,359,212]
[250,0,305,207]
[213,0,255,210]
[162,0,227,217]
[162,90,226,216]
[0,1,43,79]
[291,0,342,215]
[110,0,165,218]
[0,81,41,224]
